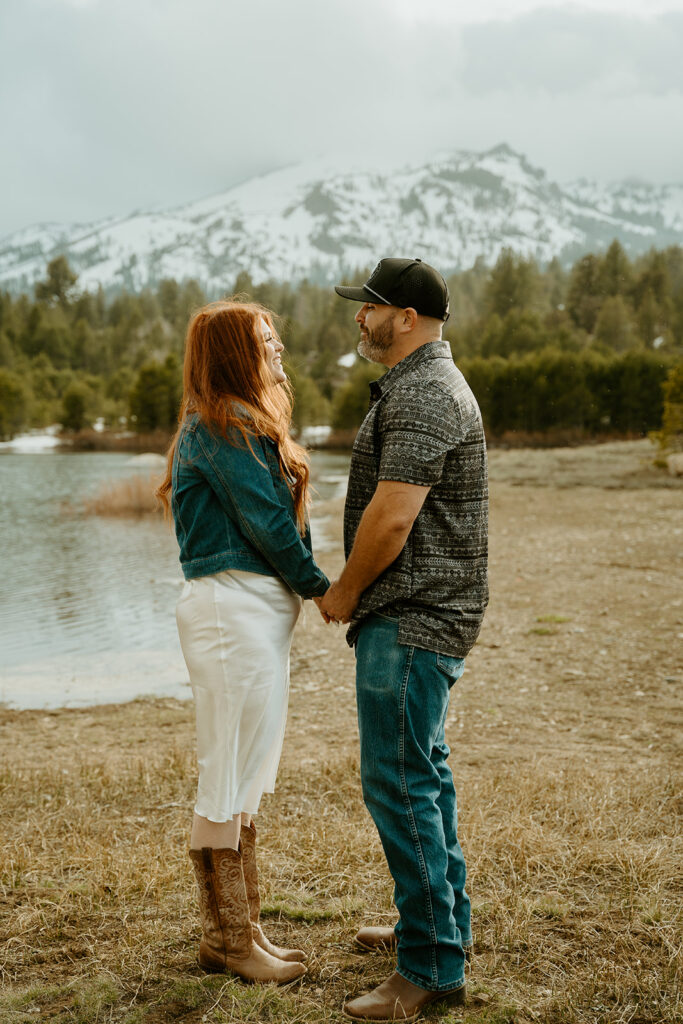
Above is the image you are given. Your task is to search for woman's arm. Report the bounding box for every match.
[196,425,329,598]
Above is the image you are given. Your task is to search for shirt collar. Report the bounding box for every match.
[369,340,452,400]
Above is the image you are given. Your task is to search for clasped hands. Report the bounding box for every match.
[313,580,360,625]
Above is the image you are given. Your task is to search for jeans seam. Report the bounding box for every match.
[398,645,439,986]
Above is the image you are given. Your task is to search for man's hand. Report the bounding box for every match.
[320,579,361,624]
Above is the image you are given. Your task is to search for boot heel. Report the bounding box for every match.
[198,941,225,973]
[441,984,467,1007]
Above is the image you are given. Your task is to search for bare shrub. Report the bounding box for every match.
[83,473,162,516]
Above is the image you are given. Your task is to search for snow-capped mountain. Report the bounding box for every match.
[2,144,682,296]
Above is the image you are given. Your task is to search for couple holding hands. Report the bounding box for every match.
[157,257,489,1022]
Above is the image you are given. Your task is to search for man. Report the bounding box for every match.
[321,258,489,1022]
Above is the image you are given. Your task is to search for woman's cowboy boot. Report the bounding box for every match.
[240,822,307,963]
[189,847,306,983]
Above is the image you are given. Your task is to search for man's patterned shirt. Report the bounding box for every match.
[344,340,489,658]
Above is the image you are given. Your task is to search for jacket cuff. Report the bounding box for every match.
[302,573,330,599]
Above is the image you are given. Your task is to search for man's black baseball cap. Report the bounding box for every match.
[335,258,450,321]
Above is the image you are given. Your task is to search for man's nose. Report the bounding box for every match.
[355,307,365,324]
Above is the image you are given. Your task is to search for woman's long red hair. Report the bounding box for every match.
[156,299,311,533]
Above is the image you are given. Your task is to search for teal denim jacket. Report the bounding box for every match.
[171,414,329,598]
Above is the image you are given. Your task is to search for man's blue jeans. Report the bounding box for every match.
[355,613,471,992]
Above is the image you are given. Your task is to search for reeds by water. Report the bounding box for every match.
[82,473,162,516]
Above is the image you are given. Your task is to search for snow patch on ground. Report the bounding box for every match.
[0,428,63,452]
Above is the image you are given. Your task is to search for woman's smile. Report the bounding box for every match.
[260,316,287,384]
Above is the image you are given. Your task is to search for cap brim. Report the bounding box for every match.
[334,285,389,304]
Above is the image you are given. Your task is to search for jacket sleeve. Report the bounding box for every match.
[196,424,329,598]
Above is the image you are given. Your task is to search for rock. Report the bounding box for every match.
[666,453,683,477]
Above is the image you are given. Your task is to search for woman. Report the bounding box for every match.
[157,300,329,984]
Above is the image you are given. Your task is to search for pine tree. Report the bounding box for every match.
[598,240,633,297]
[594,296,637,352]
[484,249,539,318]
[0,369,27,439]
[34,256,78,308]
[129,355,180,432]
[567,254,602,332]
[157,279,180,325]
[61,382,89,432]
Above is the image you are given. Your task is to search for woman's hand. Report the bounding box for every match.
[313,593,334,624]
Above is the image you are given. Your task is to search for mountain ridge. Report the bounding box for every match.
[2,143,682,296]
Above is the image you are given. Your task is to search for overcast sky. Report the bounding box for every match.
[1,0,682,237]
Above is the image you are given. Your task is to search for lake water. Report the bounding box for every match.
[0,450,349,710]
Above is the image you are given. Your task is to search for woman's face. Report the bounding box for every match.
[259,316,287,384]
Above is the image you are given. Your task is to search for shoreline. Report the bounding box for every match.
[0,426,664,455]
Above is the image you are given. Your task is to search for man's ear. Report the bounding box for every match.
[399,307,419,331]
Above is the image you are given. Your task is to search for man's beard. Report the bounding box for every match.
[357,315,395,363]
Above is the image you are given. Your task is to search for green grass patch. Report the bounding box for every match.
[161,976,216,1011]
[536,614,571,624]
[0,983,73,1022]
[72,977,122,1024]
[262,898,337,921]
[121,1010,148,1024]
[262,892,362,922]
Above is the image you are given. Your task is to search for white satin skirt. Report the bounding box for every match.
[176,569,302,822]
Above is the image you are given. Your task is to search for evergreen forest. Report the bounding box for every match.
[0,241,681,445]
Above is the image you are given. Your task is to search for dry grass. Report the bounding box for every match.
[0,736,680,1024]
[2,440,682,1023]
[82,474,162,517]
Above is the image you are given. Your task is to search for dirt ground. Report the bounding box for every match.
[292,439,683,775]
[0,439,681,1024]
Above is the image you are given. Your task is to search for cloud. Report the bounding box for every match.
[0,0,459,229]
[460,9,683,95]
[0,0,681,236]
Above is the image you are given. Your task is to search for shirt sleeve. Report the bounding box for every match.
[378,383,464,487]
[196,425,329,598]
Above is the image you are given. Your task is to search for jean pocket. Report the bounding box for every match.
[436,652,465,685]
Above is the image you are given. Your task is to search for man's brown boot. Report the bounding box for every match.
[189,847,306,984]
[344,970,466,1022]
[355,925,398,951]
[355,924,472,963]
[240,822,307,963]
